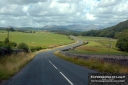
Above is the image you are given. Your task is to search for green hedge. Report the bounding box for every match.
[30,46,43,52]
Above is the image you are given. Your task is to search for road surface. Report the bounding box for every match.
[3,38,97,85]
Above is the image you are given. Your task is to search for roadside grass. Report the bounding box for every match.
[0,52,35,81]
[54,51,128,73]
[0,31,74,48]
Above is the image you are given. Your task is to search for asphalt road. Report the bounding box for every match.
[4,38,97,85]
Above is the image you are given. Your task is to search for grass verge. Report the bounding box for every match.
[0,52,36,81]
[54,51,128,73]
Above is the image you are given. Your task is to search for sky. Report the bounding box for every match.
[0,0,128,28]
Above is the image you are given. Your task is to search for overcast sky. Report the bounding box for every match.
[0,0,128,28]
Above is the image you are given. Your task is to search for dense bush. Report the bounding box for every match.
[5,45,13,54]
[116,30,128,52]
[0,48,4,55]
[0,42,13,55]
[30,46,43,52]
[4,38,9,43]
[17,43,30,53]
[36,46,43,51]
[8,42,17,47]
[0,38,17,56]
[116,36,128,52]
[0,42,4,47]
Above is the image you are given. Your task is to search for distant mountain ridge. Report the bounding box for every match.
[0,24,103,31]
[85,24,103,30]
[42,24,103,31]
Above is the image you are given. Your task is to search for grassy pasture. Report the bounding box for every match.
[79,36,117,49]
[0,31,74,81]
[0,31,73,48]
[70,36,128,55]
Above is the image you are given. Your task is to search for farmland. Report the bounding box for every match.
[0,31,74,48]
[0,30,74,81]
[69,36,128,55]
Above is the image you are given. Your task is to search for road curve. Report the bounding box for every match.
[3,37,97,85]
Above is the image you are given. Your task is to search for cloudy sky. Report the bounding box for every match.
[0,0,128,28]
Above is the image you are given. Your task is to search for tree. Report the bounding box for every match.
[81,30,101,37]
[17,43,30,53]
[115,29,128,39]
[116,36,128,52]
[5,38,9,43]
[106,31,115,38]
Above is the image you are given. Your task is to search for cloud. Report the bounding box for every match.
[0,0,128,28]
[3,0,48,5]
[0,5,26,16]
[98,0,120,7]
[57,0,79,3]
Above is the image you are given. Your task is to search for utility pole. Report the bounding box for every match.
[7,28,9,39]
[108,37,111,52]
[6,27,10,42]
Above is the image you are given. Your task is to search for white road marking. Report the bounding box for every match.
[47,59,74,85]
[52,64,57,69]
[49,61,52,64]
[60,72,74,85]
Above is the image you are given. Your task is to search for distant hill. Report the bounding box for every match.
[66,25,84,31]
[0,27,34,31]
[42,25,68,30]
[0,24,104,32]
[0,27,6,30]
[100,20,128,37]
[84,24,103,31]
[81,20,128,38]
[41,24,103,31]
[104,20,128,32]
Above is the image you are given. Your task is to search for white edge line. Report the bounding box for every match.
[60,72,74,85]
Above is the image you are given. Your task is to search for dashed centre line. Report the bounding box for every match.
[49,61,52,64]
[46,56,74,85]
[60,72,74,85]
[52,64,57,69]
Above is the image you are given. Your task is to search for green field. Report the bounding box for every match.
[0,31,74,48]
[69,36,128,55]
[0,31,74,81]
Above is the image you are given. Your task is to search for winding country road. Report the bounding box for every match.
[3,38,97,85]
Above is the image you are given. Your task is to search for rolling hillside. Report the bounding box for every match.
[100,20,128,37]
[81,20,128,38]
